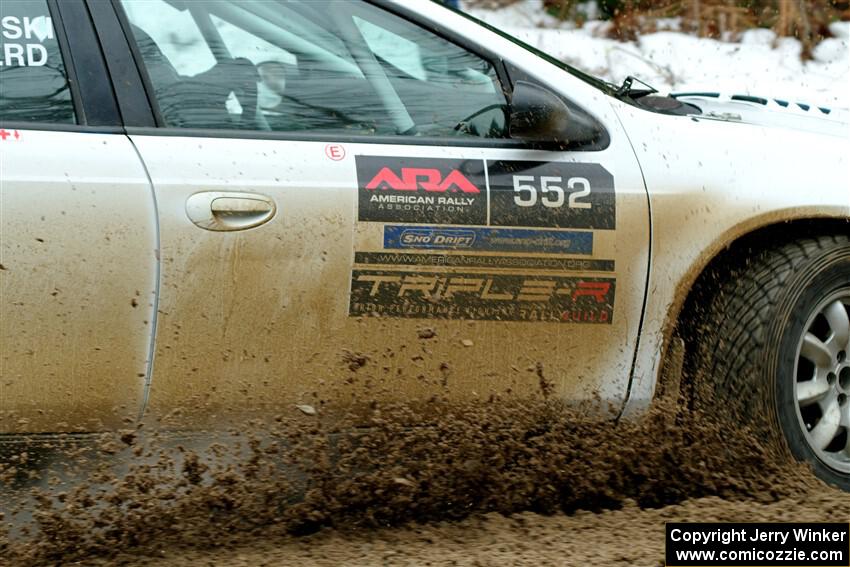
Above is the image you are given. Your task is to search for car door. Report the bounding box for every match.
[0,0,158,433]
[112,0,649,425]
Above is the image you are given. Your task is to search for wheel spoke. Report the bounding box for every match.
[843,418,850,457]
[823,300,850,352]
[810,396,841,450]
[840,403,850,459]
[841,401,850,428]
[796,378,830,406]
[801,332,833,368]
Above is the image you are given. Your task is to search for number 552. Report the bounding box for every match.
[512,175,591,209]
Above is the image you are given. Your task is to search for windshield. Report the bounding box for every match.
[451,5,618,96]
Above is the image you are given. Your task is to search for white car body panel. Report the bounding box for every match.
[0,0,847,432]
[0,131,158,432]
[618,107,850,415]
[130,128,648,424]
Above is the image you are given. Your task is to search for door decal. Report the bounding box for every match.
[382,225,593,255]
[487,160,616,229]
[353,251,614,273]
[349,269,615,324]
[355,155,616,229]
[356,156,487,225]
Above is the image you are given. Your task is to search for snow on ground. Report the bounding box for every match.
[463,0,850,109]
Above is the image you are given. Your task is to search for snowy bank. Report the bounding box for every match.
[464,0,849,109]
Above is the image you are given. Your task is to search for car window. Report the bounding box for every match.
[119,0,507,138]
[0,0,75,124]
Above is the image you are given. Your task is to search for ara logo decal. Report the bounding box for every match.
[365,167,480,194]
[356,156,486,225]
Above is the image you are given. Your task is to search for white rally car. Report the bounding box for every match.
[1,0,848,488]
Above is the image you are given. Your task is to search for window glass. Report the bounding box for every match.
[0,0,75,123]
[355,18,426,81]
[120,0,507,138]
[122,0,215,76]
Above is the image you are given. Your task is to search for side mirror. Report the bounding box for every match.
[508,80,601,145]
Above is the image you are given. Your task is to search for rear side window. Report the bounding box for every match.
[119,0,507,138]
[0,0,75,124]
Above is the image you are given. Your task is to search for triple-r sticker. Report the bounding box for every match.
[349,270,615,324]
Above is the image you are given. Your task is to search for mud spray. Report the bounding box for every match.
[0,365,845,565]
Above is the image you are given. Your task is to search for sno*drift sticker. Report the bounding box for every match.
[349,270,615,324]
[383,225,593,255]
[356,156,487,225]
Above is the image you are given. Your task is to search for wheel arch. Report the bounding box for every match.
[665,215,850,395]
[624,212,849,418]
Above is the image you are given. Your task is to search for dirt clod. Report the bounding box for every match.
[342,350,369,371]
[417,327,437,339]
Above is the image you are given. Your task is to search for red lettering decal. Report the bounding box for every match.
[365,166,480,193]
[325,143,345,161]
[572,281,611,303]
[439,170,480,193]
[366,167,408,190]
[402,168,442,192]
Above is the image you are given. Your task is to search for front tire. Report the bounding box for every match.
[692,235,850,490]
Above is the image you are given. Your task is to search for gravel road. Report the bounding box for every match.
[104,487,848,566]
[2,394,847,566]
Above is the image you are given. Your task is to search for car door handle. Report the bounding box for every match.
[185,191,276,231]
